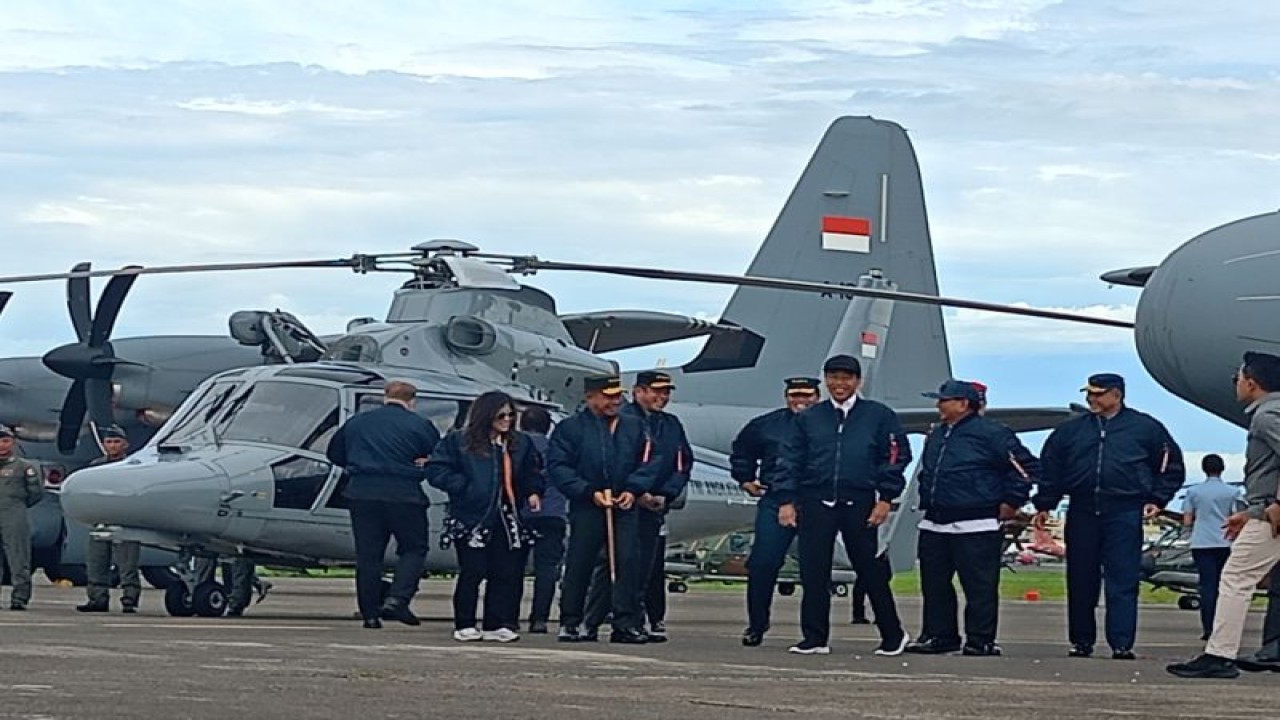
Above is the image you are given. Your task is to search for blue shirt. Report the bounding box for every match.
[1185,477,1245,549]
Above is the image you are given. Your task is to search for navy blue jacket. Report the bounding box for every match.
[546,408,658,502]
[1033,407,1185,512]
[729,407,798,494]
[519,433,568,521]
[325,403,440,505]
[774,399,912,504]
[918,413,1039,523]
[621,402,692,501]
[425,430,545,530]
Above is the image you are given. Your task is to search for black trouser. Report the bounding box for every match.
[1192,547,1231,638]
[644,526,667,627]
[1263,567,1280,651]
[515,516,567,624]
[348,499,429,621]
[797,497,902,646]
[560,501,642,632]
[853,553,892,621]
[454,531,524,631]
[746,495,797,634]
[1063,505,1142,650]
[917,529,1003,645]
[586,509,667,630]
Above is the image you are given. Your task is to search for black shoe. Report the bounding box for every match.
[225,607,243,617]
[9,602,26,611]
[528,620,548,634]
[647,621,667,643]
[1200,632,1210,641]
[1112,648,1136,660]
[1068,644,1093,658]
[1235,654,1280,673]
[962,642,1002,657]
[76,601,109,613]
[579,627,599,642]
[850,616,871,625]
[875,631,910,656]
[380,600,421,626]
[363,618,383,629]
[742,629,764,647]
[1167,653,1239,679]
[121,605,138,615]
[557,625,581,642]
[610,628,649,644]
[905,636,962,655]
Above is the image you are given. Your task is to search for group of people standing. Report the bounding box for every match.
[325,372,689,645]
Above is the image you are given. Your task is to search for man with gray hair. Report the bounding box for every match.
[327,380,440,629]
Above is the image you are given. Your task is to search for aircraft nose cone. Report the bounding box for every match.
[61,457,229,535]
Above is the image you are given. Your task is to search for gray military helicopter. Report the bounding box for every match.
[0,116,1174,617]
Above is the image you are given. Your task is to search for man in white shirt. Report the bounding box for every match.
[1182,453,1245,640]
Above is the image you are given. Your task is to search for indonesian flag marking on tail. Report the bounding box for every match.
[822,215,872,253]
[860,331,879,359]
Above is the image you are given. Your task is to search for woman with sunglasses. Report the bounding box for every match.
[427,391,544,642]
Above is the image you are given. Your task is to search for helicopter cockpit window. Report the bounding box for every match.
[354,393,466,436]
[156,380,242,447]
[271,456,332,510]
[220,381,340,454]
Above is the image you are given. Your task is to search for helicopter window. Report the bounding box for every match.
[220,381,341,453]
[354,393,466,435]
[271,456,332,510]
[156,380,242,447]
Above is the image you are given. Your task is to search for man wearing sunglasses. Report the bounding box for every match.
[1032,373,1185,660]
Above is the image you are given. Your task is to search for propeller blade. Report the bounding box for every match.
[520,260,1136,330]
[56,379,87,454]
[88,265,141,347]
[67,261,92,343]
[0,256,383,287]
[0,290,10,316]
[85,377,115,430]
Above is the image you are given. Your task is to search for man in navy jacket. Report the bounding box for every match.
[547,374,658,644]
[326,380,440,629]
[774,355,912,656]
[1032,373,1185,659]
[906,380,1039,657]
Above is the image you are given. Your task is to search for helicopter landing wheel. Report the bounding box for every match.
[1177,595,1201,611]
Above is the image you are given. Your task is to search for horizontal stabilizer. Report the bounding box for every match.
[560,310,743,353]
[895,405,1082,434]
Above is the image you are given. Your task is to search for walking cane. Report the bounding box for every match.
[604,488,617,584]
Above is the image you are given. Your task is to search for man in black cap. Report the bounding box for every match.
[582,370,691,642]
[906,381,1039,656]
[1033,373,1184,659]
[547,374,658,644]
[731,375,820,646]
[0,424,42,610]
[77,426,143,613]
[773,355,912,656]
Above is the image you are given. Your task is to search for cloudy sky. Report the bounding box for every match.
[2,1,1277,480]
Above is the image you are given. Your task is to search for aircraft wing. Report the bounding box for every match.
[559,310,742,353]
[895,405,1083,434]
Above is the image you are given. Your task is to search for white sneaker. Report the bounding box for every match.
[453,628,484,642]
[483,628,520,643]
[788,643,831,655]
[875,632,910,657]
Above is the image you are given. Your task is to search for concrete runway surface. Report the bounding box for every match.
[0,577,1274,719]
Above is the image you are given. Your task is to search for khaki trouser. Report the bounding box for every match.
[86,538,142,606]
[1205,519,1280,659]
[0,505,32,605]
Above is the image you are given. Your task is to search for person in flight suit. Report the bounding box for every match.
[1033,373,1185,660]
[0,424,43,610]
[326,380,441,629]
[76,426,142,613]
[583,370,691,643]
[548,374,658,644]
[905,380,1039,657]
[774,355,913,656]
[731,376,821,647]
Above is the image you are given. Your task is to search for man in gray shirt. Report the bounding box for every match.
[1169,351,1280,679]
[1182,453,1244,640]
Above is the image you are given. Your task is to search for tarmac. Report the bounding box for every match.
[0,576,1275,719]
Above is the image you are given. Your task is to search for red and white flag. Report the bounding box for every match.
[860,331,879,359]
[821,215,872,253]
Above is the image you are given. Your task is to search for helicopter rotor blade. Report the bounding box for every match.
[516,259,1135,330]
[0,256,395,287]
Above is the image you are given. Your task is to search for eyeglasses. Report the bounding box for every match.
[496,411,516,420]
[1085,390,1109,397]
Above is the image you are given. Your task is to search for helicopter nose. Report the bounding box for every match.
[61,457,230,535]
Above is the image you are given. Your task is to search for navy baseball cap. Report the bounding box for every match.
[923,379,981,403]
[784,376,820,395]
[0,424,13,439]
[584,375,624,396]
[822,355,862,376]
[100,425,127,440]
[635,370,675,389]
[1081,373,1125,393]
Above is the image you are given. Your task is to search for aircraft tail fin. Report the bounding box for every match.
[672,116,952,408]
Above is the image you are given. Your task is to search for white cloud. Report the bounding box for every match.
[945,304,1137,355]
